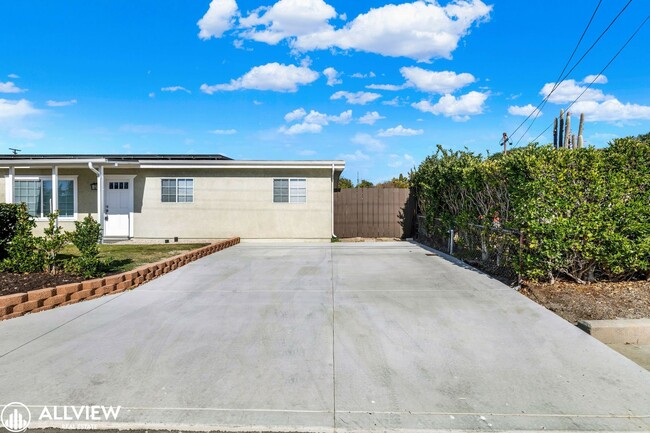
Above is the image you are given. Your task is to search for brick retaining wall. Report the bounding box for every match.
[0,237,240,321]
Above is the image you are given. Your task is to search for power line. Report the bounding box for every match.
[513,0,604,146]
[528,14,650,146]
[506,0,633,147]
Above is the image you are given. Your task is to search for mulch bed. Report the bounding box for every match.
[0,272,85,297]
[520,279,650,324]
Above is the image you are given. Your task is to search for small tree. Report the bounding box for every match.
[0,203,20,260]
[67,215,103,278]
[1,203,44,273]
[38,212,69,274]
[338,177,353,189]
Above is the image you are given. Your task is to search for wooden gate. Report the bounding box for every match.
[334,188,415,238]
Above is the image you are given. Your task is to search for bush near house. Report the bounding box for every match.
[411,134,650,283]
[0,203,20,260]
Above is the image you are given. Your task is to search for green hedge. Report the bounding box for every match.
[411,134,650,282]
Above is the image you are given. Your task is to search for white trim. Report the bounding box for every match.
[160,177,194,204]
[104,175,136,238]
[272,178,307,204]
[12,175,78,221]
[140,163,344,170]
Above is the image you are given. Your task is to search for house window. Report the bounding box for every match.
[161,178,193,203]
[273,178,306,203]
[108,181,128,190]
[14,178,76,218]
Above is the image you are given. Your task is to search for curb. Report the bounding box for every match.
[0,237,240,321]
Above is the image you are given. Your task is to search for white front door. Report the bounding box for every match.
[104,179,132,237]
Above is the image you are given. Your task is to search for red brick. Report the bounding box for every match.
[0,293,27,308]
[0,306,13,316]
[59,298,81,307]
[163,266,170,273]
[28,288,56,302]
[12,300,40,314]
[32,305,54,314]
[70,289,93,301]
[123,270,138,281]
[116,281,131,291]
[81,278,104,291]
[171,264,177,271]
[104,274,124,286]
[93,286,109,297]
[103,284,117,293]
[57,283,82,296]
[1,311,25,320]
[154,269,162,276]
[134,276,144,286]
[43,294,68,307]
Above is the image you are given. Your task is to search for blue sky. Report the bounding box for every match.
[1,0,649,183]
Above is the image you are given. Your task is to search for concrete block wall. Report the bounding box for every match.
[0,237,240,321]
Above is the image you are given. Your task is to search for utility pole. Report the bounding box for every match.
[553,118,558,149]
[502,132,509,154]
[577,112,585,149]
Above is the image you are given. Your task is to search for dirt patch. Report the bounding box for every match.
[520,279,650,324]
[0,272,84,297]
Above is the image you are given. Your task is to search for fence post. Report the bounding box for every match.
[449,229,454,255]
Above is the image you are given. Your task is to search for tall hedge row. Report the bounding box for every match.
[411,135,650,282]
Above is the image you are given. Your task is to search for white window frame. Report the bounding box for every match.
[273,178,307,204]
[9,175,78,221]
[161,178,194,203]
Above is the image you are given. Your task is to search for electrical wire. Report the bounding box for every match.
[528,14,650,146]
[505,0,633,147]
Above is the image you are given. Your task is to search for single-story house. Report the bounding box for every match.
[0,154,345,241]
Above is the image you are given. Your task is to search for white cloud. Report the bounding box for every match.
[0,81,26,93]
[284,107,307,122]
[298,149,317,156]
[358,111,385,125]
[0,99,40,119]
[323,67,342,86]
[571,99,650,122]
[148,92,156,98]
[351,72,375,78]
[351,132,385,152]
[239,0,337,44]
[339,149,370,161]
[400,67,476,93]
[253,100,263,105]
[197,0,239,40]
[46,99,77,107]
[280,122,323,135]
[120,124,185,134]
[8,74,19,79]
[281,108,352,134]
[540,79,609,104]
[368,67,476,94]
[366,83,406,91]
[331,90,381,105]
[378,125,423,137]
[508,104,542,118]
[583,74,607,85]
[9,128,44,140]
[201,62,318,93]
[161,86,191,93]
[209,129,237,134]
[412,91,488,121]
[388,153,415,168]
[382,97,400,106]
[293,0,492,61]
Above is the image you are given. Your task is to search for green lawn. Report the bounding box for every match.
[60,243,209,274]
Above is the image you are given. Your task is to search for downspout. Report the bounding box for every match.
[88,162,104,242]
[331,163,336,239]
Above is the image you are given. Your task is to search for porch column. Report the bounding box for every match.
[99,165,105,242]
[7,166,14,203]
[51,166,59,218]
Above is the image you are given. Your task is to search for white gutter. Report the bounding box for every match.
[331,163,336,239]
[88,162,104,242]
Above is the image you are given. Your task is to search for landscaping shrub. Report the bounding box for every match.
[66,215,103,278]
[0,203,20,260]
[411,134,650,282]
[38,212,69,274]
[0,203,44,273]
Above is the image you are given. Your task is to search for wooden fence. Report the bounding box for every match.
[334,188,415,238]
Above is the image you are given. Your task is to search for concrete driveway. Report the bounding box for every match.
[1,242,649,432]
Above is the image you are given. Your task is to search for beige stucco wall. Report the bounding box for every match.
[1,167,335,240]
